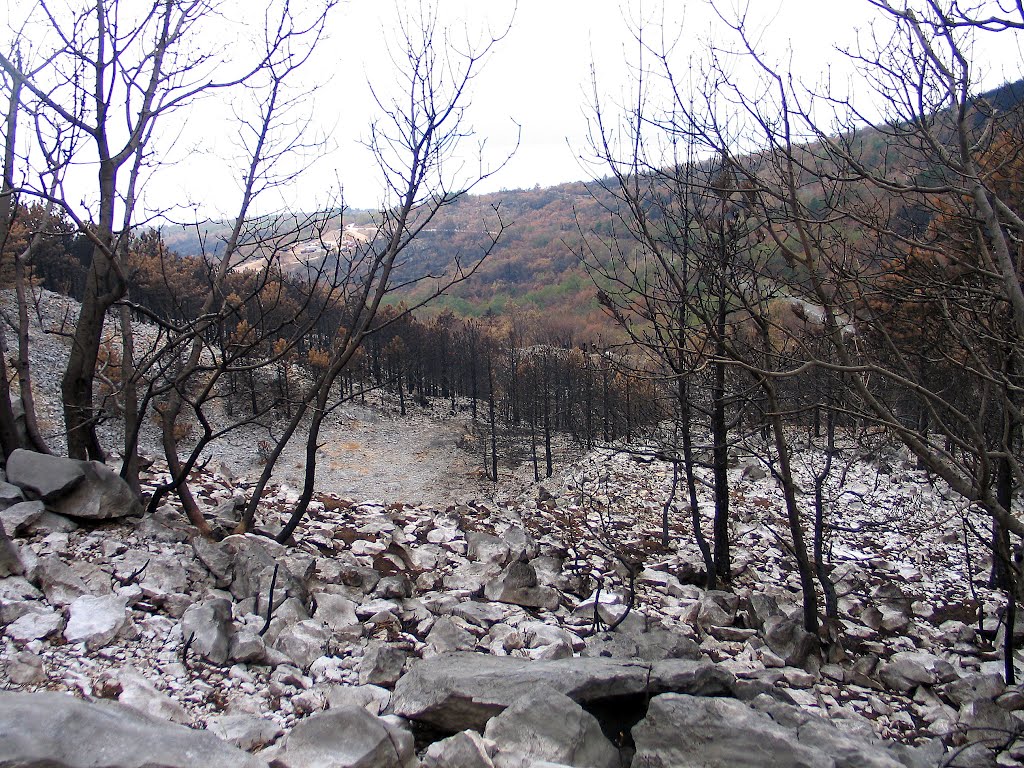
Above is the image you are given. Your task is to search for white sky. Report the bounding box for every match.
[4,0,1023,220]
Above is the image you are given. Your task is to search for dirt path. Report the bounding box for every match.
[208,401,497,508]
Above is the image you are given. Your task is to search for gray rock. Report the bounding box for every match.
[425,616,477,657]
[467,531,512,565]
[374,574,413,600]
[452,600,512,628]
[63,594,129,650]
[0,526,22,576]
[326,684,392,715]
[192,535,234,588]
[763,614,819,668]
[313,593,363,644]
[4,605,63,643]
[32,554,91,606]
[696,590,739,627]
[6,449,85,501]
[422,730,496,768]
[270,705,415,768]
[207,714,284,752]
[106,668,191,725]
[181,598,233,665]
[391,653,736,732]
[274,619,331,671]
[632,693,824,767]
[0,479,24,506]
[501,527,537,563]
[0,499,44,536]
[0,690,265,767]
[229,630,269,664]
[5,650,46,684]
[484,686,620,768]
[583,627,699,662]
[26,510,79,535]
[51,459,143,520]
[633,692,907,768]
[940,673,1006,708]
[879,651,958,692]
[221,534,309,608]
[444,562,503,594]
[956,699,1023,748]
[484,561,560,610]
[358,641,409,687]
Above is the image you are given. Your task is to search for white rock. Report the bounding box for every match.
[63,594,128,650]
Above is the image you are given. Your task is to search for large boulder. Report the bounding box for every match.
[0,690,265,768]
[51,459,143,520]
[878,651,959,693]
[6,450,143,521]
[631,693,908,768]
[269,706,415,768]
[391,653,734,732]
[6,449,85,501]
[483,686,620,768]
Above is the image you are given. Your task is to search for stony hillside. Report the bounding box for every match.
[0,290,1021,767]
[0,421,1021,766]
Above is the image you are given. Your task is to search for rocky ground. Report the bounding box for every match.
[0,289,1023,766]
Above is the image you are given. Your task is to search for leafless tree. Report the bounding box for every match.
[237,2,516,541]
[0,0,321,461]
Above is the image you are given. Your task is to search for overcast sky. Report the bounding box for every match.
[5,0,1023,220]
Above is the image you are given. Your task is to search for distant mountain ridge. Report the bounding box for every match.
[160,77,1024,337]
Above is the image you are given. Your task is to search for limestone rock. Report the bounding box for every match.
[0,690,265,768]
[105,668,191,725]
[4,605,63,643]
[0,499,44,537]
[763,614,819,668]
[0,526,22,577]
[483,561,560,611]
[424,616,477,657]
[6,449,85,501]
[33,555,91,606]
[4,650,46,685]
[483,686,620,768]
[358,641,408,687]
[270,705,416,768]
[326,684,392,715]
[391,653,736,733]
[221,534,309,608]
[940,673,1006,709]
[207,713,284,752]
[583,627,699,662]
[63,594,129,650]
[315,592,362,638]
[696,590,739,627]
[422,730,496,768]
[181,598,233,665]
[274,619,331,671]
[879,651,958,693]
[956,699,1023,748]
[633,692,909,768]
[467,531,512,566]
[52,459,143,520]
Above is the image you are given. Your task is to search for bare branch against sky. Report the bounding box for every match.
[2,0,1020,219]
